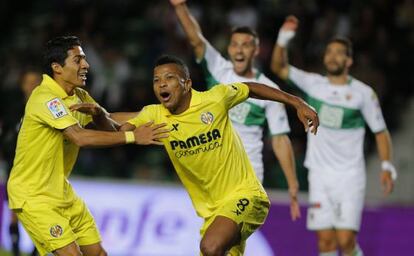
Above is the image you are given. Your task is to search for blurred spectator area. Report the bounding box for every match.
[0,0,412,198]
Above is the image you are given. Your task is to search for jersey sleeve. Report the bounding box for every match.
[212,83,249,110]
[28,96,78,130]
[361,88,387,133]
[265,101,291,135]
[197,41,232,88]
[287,66,316,94]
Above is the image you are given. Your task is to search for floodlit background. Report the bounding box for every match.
[0,0,413,255]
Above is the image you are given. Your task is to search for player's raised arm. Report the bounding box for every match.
[270,15,299,80]
[244,82,319,134]
[170,0,206,59]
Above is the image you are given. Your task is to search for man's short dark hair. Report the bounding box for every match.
[43,36,82,76]
[154,55,190,79]
[230,26,259,44]
[328,37,353,57]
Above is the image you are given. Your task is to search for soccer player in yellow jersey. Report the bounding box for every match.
[7,36,169,256]
[121,55,319,256]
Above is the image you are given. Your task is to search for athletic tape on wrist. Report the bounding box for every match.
[125,131,135,144]
[277,30,295,47]
[381,160,397,180]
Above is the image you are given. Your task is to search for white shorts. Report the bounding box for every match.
[306,169,366,231]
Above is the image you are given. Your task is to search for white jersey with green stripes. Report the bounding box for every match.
[197,41,290,182]
[288,66,387,173]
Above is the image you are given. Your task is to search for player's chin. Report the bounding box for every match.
[76,78,87,86]
[233,65,247,75]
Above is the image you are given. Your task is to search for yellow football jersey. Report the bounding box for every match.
[128,82,266,218]
[8,75,95,209]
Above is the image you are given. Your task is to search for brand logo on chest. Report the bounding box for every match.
[200,112,214,124]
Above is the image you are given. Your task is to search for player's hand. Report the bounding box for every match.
[380,171,394,196]
[169,0,187,6]
[290,194,301,221]
[296,100,319,135]
[281,15,299,32]
[134,121,169,145]
[276,15,299,47]
[69,103,104,116]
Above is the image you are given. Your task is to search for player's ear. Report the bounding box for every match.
[51,62,63,74]
[184,78,192,92]
[254,45,260,57]
[346,57,353,68]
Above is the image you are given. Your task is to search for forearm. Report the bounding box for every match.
[375,130,393,161]
[110,112,139,125]
[272,135,298,194]
[174,3,205,58]
[246,82,301,108]
[92,111,119,131]
[63,125,129,148]
[270,45,290,80]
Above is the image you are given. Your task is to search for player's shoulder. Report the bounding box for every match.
[349,77,376,95]
[207,82,247,94]
[290,65,323,80]
[27,84,57,105]
[141,104,162,113]
[74,87,92,100]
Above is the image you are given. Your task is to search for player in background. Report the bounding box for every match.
[7,36,169,256]
[0,68,42,256]
[117,55,318,255]
[271,16,396,256]
[169,0,301,221]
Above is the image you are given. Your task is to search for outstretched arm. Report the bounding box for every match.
[375,130,396,196]
[110,112,140,125]
[63,121,169,147]
[244,82,319,134]
[272,134,300,220]
[170,0,206,59]
[70,103,118,131]
[270,15,299,80]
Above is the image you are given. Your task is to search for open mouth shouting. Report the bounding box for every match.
[159,91,171,103]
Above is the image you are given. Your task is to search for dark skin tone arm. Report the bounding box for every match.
[70,103,119,131]
[63,121,169,147]
[244,82,319,134]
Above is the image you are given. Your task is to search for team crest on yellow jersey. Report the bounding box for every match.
[50,224,63,238]
[200,112,214,124]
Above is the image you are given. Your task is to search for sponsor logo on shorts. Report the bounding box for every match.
[50,225,63,238]
[232,198,250,216]
[200,112,214,124]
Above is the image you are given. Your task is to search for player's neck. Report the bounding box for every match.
[171,91,192,115]
[327,73,349,85]
[54,77,76,95]
[235,68,255,79]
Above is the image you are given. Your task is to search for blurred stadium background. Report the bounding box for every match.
[0,0,413,255]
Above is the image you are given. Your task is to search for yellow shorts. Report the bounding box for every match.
[200,190,270,255]
[15,196,101,256]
